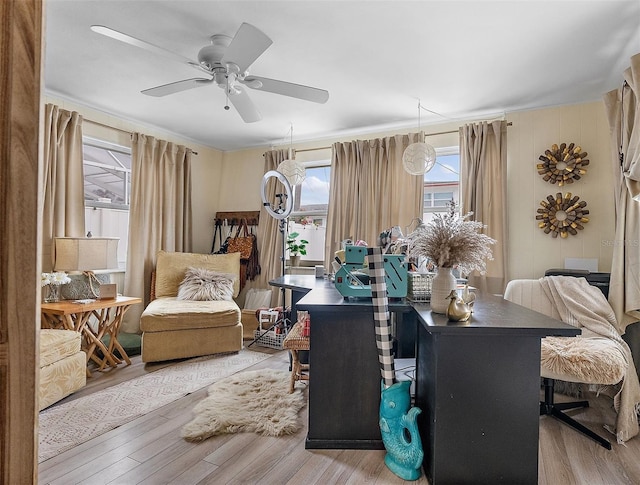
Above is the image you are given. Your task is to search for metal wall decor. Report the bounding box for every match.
[537,143,589,186]
[537,192,589,238]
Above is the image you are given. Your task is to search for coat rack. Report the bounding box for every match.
[214,211,260,228]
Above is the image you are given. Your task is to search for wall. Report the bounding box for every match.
[506,101,614,280]
[220,103,615,283]
[45,96,616,283]
[44,95,224,254]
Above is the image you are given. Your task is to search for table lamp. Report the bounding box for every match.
[54,237,119,299]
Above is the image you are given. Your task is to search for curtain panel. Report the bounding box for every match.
[325,133,423,266]
[42,104,86,272]
[604,53,640,334]
[459,120,508,295]
[123,133,193,333]
[243,149,291,307]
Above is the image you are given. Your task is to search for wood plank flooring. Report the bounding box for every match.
[38,346,640,484]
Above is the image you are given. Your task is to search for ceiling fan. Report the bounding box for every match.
[90,23,329,123]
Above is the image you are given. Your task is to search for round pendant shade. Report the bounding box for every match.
[277,159,306,186]
[402,142,437,175]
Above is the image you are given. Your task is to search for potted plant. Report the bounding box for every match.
[287,232,309,267]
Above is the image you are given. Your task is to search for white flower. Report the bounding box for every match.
[41,271,71,286]
[41,273,52,287]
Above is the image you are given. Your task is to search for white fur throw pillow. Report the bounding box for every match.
[177,267,236,301]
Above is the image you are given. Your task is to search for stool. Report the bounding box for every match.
[282,321,310,393]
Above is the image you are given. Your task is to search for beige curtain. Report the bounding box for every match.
[604,53,640,334]
[325,133,423,266]
[244,149,291,306]
[460,120,508,295]
[123,133,193,333]
[41,104,86,272]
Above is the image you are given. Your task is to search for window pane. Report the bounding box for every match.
[423,151,460,220]
[297,166,330,213]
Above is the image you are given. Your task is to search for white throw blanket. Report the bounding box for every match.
[540,276,640,444]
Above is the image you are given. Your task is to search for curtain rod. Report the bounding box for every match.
[287,122,514,154]
[83,118,199,155]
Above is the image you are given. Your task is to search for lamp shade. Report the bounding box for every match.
[402,142,437,175]
[277,159,306,186]
[54,237,119,271]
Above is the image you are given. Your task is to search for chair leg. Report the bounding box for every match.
[289,350,299,394]
[540,378,611,450]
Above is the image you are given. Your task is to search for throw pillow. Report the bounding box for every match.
[177,267,236,301]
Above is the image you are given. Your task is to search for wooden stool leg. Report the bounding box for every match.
[290,349,300,393]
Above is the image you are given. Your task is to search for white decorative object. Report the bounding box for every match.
[402,100,437,175]
[277,158,306,186]
[430,267,457,314]
[402,141,436,175]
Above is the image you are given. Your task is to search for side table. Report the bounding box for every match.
[41,296,142,375]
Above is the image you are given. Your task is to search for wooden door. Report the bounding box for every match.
[0,0,42,483]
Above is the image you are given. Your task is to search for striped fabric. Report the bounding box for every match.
[368,247,395,388]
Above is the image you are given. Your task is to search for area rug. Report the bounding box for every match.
[38,349,271,463]
[181,369,306,441]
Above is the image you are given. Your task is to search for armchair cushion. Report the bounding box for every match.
[140,297,240,332]
[154,250,241,299]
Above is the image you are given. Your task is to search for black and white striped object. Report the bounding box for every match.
[367,247,395,389]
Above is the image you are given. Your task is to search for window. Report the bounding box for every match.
[83,137,131,210]
[423,148,460,222]
[83,137,131,269]
[289,161,331,262]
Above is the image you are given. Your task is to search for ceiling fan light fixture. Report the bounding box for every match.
[403,141,436,175]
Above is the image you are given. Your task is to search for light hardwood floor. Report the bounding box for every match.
[38,346,640,485]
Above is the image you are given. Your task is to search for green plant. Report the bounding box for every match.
[286,232,309,256]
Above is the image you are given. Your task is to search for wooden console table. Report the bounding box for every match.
[41,296,142,375]
[294,283,579,484]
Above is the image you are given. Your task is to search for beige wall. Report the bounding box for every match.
[506,101,614,280]
[220,103,615,283]
[45,96,224,254]
[45,96,615,283]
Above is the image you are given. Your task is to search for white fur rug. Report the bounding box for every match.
[181,369,306,441]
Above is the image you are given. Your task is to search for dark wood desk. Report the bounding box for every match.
[291,278,579,484]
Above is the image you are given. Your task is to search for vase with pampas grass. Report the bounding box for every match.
[406,203,496,314]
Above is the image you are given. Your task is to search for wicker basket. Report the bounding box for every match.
[406,272,435,302]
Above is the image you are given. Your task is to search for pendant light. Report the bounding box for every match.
[402,100,436,175]
[277,123,306,186]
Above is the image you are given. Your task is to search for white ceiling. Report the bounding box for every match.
[45,0,640,152]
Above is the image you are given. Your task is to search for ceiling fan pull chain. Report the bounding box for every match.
[224,75,230,111]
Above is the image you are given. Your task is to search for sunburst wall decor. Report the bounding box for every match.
[537,143,589,186]
[536,192,589,238]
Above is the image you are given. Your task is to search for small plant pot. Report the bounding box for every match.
[290,255,301,267]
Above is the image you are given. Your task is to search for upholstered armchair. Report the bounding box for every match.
[504,276,640,448]
[140,250,243,363]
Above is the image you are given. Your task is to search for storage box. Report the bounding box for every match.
[406,272,434,302]
[253,310,286,349]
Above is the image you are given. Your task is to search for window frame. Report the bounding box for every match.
[83,136,132,211]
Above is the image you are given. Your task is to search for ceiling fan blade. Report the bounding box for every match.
[142,78,213,97]
[221,23,272,72]
[243,76,329,104]
[229,88,262,123]
[91,25,203,70]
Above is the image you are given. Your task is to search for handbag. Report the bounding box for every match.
[228,219,255,260]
